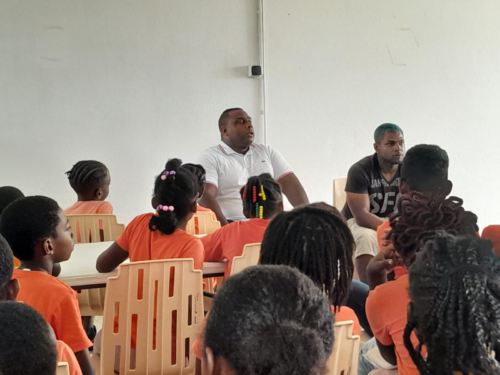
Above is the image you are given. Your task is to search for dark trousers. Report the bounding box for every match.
[346,279,373,337]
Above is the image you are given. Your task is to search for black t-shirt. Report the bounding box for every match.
[342,153,402,220]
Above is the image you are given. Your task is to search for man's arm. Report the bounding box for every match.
[278,173,309,207]
[346,192,385,231]
[199,184,229,226]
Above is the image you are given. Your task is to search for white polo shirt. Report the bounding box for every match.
[197,142,293,221]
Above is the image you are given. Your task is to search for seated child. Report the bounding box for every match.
[202,265,334,375]
[482,225,500,257]
[0,301,59,375]
[181,163,217,221]
[0,196,94,375]
[64,160,113,214]
[260,204,360,334]
[363,193,478,375]
[0,186,24,216]
[96,158,204,272]
[201,173,283,278]
[405,233,500,374]
[0,235,81,375]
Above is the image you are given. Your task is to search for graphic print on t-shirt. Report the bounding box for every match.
[343,154,402,220]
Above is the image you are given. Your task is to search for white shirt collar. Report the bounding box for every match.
[218,141,254,156]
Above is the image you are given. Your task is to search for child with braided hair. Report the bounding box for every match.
[64,161,113,214]
[405,233,500,375]
[360,191,479,375]
[201,173,283,278]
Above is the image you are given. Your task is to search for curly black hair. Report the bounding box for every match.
[239,173,282,219]
[0,301,58,375]
[260,204,354,309]
[66,160,109,195]
[0,196,61,261]
[404,233,500,375]
[205,265,334,375]
[0,235,13,299]
[0,186,24,216]
[149,159,198,235]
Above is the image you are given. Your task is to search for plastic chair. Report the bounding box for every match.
[326,321,360,375]
[67,214,125,244]
[230,243,261,276]
[66,214,125,317]
[186,211,220,235]
[98,258,203,375]
[332,178,347,211]
[56,362,70,375]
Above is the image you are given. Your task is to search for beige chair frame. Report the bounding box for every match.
[56,362,70,375]
[230,243,261,276]
[186,211,220,235]
[332,178,347,211]
[326,320,360,375]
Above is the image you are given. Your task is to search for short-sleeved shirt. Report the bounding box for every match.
[13,269,92,353]
[376,220,407,279]
[482,225,500,257]
[366,274,422,375]
[57,340,83,375]
[201,218,269,278]
[116,213,204,270]
[343,154,401,221]
[197,142,292,221]
[64,201,113,214]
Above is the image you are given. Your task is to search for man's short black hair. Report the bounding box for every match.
[401,144,449,192]
[0,301,58,375]
[0,196,61,261]
[0,186,24,216]
[218,108,242,128]
[0,235,14,299]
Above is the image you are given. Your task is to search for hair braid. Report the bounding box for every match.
[66,160,109,194]
[260,204,355,309]
[404,233,500,375]
[240,173,282,219]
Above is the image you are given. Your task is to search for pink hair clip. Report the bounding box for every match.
[160,170,177,180]
[157,205,174,212]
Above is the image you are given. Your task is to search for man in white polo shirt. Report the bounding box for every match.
[197,108,309,225]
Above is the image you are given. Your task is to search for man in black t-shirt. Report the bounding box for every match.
[343,123,405,283]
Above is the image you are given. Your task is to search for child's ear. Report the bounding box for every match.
[95,188,103,199]
[42,239,54,256]
[151,197,158,210]
[276,201,284,213]
[6,279,19,301]
[191,201,198,214]
[200,186,206,199]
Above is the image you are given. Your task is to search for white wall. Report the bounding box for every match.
[1,0,499,228]
[265,0,500,229]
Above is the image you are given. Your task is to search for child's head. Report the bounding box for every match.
[181,163,207,199]
[149,158,198,235]
[0,196,74,265]
[0,235,19,301]
[404,233,500,374]
[66,160,110,201]
[389,192,478,267]
[260,204,355,309]
[0,186,24,216]
[203,265,334,375]
[0,301,58,375]
[239,173,283,219]
[400,144,451,197]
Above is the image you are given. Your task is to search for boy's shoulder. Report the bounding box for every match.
[13,269,76,297]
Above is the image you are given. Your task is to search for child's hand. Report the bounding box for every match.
[369,243,402,276]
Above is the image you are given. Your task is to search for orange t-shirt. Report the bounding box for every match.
[366,274,422,375]
[64,201,113,214]
[13,269,92,353]
[482,225,500,257]
[57,340,83,375]
[192,304,360,360]
[201,219,269,278]
[376,220,407,279]
[116,213,204,270]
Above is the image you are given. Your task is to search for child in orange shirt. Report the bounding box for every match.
[96,158,204,271]
[202,173,283,278]
[181,163,217,221]
[405,233,500,375]
[0,196,93,375]
[64,160,113,214]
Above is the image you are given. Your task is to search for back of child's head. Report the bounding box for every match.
[204,265,334,375]
[260,204,355,309]
[239,173,283,219]
[401,144,450,193]
[0,186,24,216]
[180,163,206,197]
[0,301,58,375]
[0,196,61,261]
[149,158,198,235]
[389,192,479,266]
[0,235,14,300]
[66,160,109,198]
[404,233,500,375]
